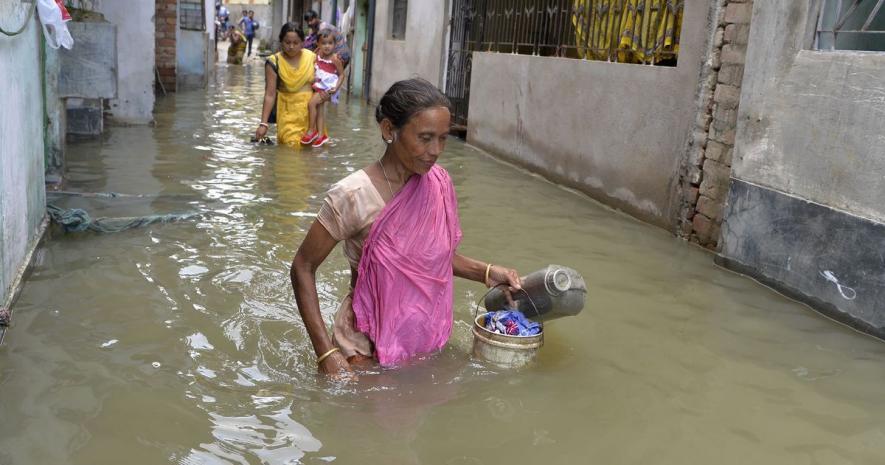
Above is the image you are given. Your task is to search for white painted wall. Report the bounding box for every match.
[0,17,46,306]
[369,0,448,101]
[93,0,156,124]
[178,29,209,89]
[732,1,885,223]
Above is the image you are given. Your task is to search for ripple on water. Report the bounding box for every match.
[4,57,885,465]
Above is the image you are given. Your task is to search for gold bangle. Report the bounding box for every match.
[316,347,340,365]
[484,263,493,288]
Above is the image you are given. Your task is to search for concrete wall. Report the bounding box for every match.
[719,0,885,337]
[44,46,66,183]
[466,0,713,228]
[0,17,47,309]
[251,4,275,45]
[59,21,117,99]
[271,0,287,50]
[94,0,156,124]
[369,0,448,101]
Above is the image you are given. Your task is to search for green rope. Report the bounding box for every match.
[0,0,37,37]
[46,204,201,234]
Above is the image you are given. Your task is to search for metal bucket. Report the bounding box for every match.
[471,313,543,368]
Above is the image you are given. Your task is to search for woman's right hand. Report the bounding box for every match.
[255,124,268,140]
[318,351,355,380]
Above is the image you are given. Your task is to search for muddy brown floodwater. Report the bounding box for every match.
[2,61,885,465]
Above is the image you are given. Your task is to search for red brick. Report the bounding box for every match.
[717,64,745,86]
[724,23,751,45]
[704,140,729,163]
[725,2,752,24]
[692,213,713,240]
[721,44,747,65]
[696,196,724,230]
[700,175,728,202]
[714,84,741,109]
[700,158,731,199]
[712,106,738,132]
[710,125,736,145]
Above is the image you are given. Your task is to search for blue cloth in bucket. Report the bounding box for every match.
[484,310,541,336]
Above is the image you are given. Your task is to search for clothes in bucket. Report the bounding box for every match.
[471,265,586,368]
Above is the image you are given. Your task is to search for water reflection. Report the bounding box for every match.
[181,403,323,465]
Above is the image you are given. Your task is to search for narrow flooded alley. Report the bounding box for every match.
[2,61,885,465]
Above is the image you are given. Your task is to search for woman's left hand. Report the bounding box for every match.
[487,265,522,292]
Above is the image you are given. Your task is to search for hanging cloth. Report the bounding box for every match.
[572,0,683,64]
[37,0,73,49]
[351,165,463,366]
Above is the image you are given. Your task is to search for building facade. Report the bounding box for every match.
[363,0,885,339]
[0,12,48,323]
[719,0,885,337]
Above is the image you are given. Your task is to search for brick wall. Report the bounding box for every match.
[677,0,753,249]
[156,0,178,92]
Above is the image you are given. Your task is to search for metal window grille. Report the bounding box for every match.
[815,0,885,51]
[180,0,206,31]
[445,0,684,129]
[391,0,408,40]
[450,0,683,64]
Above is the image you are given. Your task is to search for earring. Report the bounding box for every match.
[385,139,393,144]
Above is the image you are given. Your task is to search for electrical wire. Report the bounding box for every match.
[0,0,37,37]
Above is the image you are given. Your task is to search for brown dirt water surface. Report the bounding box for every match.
[2,62,885,465]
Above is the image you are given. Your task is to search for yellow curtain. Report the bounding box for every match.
[573,0,683,64]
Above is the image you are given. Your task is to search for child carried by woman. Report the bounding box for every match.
[301,30,344,147]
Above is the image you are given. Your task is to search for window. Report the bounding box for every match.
[815,0,885,51]
[448,0,683,65]
[390,0,408,40]
[179,0,205,31]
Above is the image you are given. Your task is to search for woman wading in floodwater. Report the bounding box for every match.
[290,79,523,375]
[254,23,331,145]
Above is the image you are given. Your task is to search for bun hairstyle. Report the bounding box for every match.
[375,78,452,129]
[278,22,304,42]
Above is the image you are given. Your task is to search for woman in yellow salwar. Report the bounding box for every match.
[255,23,331,146]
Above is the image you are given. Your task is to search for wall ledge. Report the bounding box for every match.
[0,215,49,345]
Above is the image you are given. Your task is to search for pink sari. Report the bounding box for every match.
[351,165,463,366]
